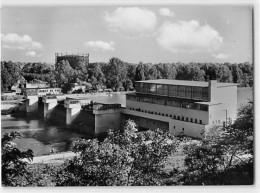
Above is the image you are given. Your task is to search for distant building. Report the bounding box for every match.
[70,84,86,93]
[55,53,89,69]
[24,87,62,96]
[122,79,237,138]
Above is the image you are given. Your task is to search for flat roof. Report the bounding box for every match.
[136,79,237,87]
[195,101,222,106]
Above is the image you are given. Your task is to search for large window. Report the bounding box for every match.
[143,83,148,93]
[162,85,168,95]
[192,87,203,100]
[184,86,192,99]
[177,86,185,97]
[135,82,140,92]
[150,84,156,94]
[202,87,209,100]
[157,84,163,95]
[169,85,177,97]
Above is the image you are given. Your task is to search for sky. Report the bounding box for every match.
[1,4,253,64]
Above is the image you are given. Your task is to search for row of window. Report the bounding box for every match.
[135,83,209,101]
[39,89,61,93]
[126,95,208,111]
[128,107,203,124]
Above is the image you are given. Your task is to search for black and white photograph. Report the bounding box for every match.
[0,0,258,189]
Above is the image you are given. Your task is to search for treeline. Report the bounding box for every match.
[1,59,253,93]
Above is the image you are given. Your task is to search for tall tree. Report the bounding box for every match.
[55,60,76,93]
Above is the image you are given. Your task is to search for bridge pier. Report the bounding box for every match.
[26,95,39,115]
[42,97,58,119]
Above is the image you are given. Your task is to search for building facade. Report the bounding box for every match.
[122,79,237,138]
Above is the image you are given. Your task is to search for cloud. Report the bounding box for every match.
[157,20,223,53]
[104,7,157,37]
[25,51,36,57]
[159,8,174,17]
[212,53,230,59]
[1,33,42,50]
[84,41,115,51]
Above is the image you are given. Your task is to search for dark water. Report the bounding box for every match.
[1,89,253,156]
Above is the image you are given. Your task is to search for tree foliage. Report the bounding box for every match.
[179,101,253,185]
[1,131,34,186]
[49,120,179,186]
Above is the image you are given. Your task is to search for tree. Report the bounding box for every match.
[51,120,179,186]
[179,101,253,185]
[176,64,205,81]
[216,65,233,83]
[55,60,76,93]
[231,64,243,86]
[1,61,21,91]
[2,132,34,186]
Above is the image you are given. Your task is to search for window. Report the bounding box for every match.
[145,110,147,113]
[155,112,157,115]
[182,128,184,132]
[162,84,168,95]
[162,113,164,116]
[166,114,168,117]
[182,117,184,121]
[186,118,189,122]
[177,86,185,98]
[156,84,163,95]
[158,113,161,115]
[170,115,172,117]
[190,118,193,122]
[195,119,197,123]
[174,126,175,129]
[184,86,192,99]
[200,120,202,124]
[178,116,180,120]
[169,85,177,97]
[174,115,176,119]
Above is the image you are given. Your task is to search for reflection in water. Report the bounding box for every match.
[1,115,88,156]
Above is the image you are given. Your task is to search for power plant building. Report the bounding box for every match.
[122,79,237,138]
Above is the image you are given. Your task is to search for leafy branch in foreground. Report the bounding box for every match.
[2,131,34,186]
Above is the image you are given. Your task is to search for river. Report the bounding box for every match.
[1,88,253,156]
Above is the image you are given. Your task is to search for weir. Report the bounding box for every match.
[25,94,122,135]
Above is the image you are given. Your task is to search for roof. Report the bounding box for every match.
[136,79,237,87]
[195,101,222,106]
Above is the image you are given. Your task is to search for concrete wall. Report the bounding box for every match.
[126,99,209,124]
[66,106,81,125]
[122,109,207,138]
[208,85,237,126]
[94,109,121,135]
[169,119,207,139]
[44,101,58,119]
[124,114,169,131]
[26,96,39,115]
[70,110,96,135]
